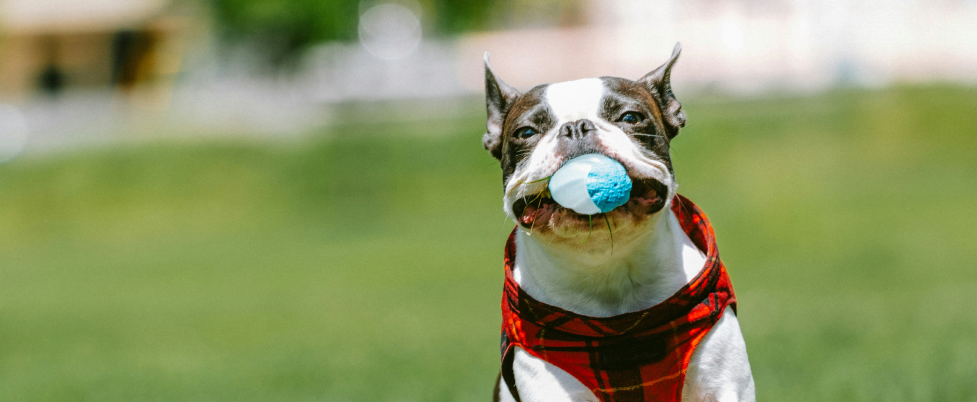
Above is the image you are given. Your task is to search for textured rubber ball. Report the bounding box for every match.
[547,154,632,215]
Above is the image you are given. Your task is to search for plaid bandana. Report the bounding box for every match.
[500,194,736,402]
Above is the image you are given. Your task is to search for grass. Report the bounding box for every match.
[1,85,976,401]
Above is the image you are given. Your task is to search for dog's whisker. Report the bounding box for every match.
[500,211,513,233]
[527,191,545,235]
[631,133,666,139]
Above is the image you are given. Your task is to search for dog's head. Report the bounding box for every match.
[484,44,687,254]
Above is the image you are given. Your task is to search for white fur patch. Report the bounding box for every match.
[682,306,756,401]
[545,78,605,123]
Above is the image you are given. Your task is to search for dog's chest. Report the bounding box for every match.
[512,209,706,317]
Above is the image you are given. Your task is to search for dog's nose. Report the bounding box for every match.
[559,119,597,139]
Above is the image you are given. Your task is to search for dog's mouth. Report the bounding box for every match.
[512,177,669,229]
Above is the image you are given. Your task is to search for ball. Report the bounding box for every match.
[547,154,632,215]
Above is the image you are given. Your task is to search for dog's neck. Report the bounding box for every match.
[513,209,706,317]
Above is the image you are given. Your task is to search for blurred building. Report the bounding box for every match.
[294,0,977,103]
[0,0,190,100]
[456,0,977,94]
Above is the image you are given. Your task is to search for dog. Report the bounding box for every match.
[482,44,755,402]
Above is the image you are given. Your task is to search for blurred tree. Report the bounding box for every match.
[208,0,501,66]
[208,0,357,65]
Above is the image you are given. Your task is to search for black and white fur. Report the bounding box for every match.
[483,44,755,402]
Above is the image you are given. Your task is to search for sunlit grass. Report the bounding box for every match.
[0,85,975,401]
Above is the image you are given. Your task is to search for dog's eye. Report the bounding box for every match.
[619,112,644,124]
[514,127,538,139]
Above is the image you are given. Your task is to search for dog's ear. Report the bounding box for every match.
[484,52,520,160]
[637,43,686,139]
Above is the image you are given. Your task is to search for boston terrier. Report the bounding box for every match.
[483,44,756,402]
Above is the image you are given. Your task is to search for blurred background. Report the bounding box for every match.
[1,0,976,401]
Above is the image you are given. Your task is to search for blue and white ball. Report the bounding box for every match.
[547,154,632,215]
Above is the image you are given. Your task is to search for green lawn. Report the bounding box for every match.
[1,86,976,401]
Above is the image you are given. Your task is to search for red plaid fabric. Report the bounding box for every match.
[500,194,736,402]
